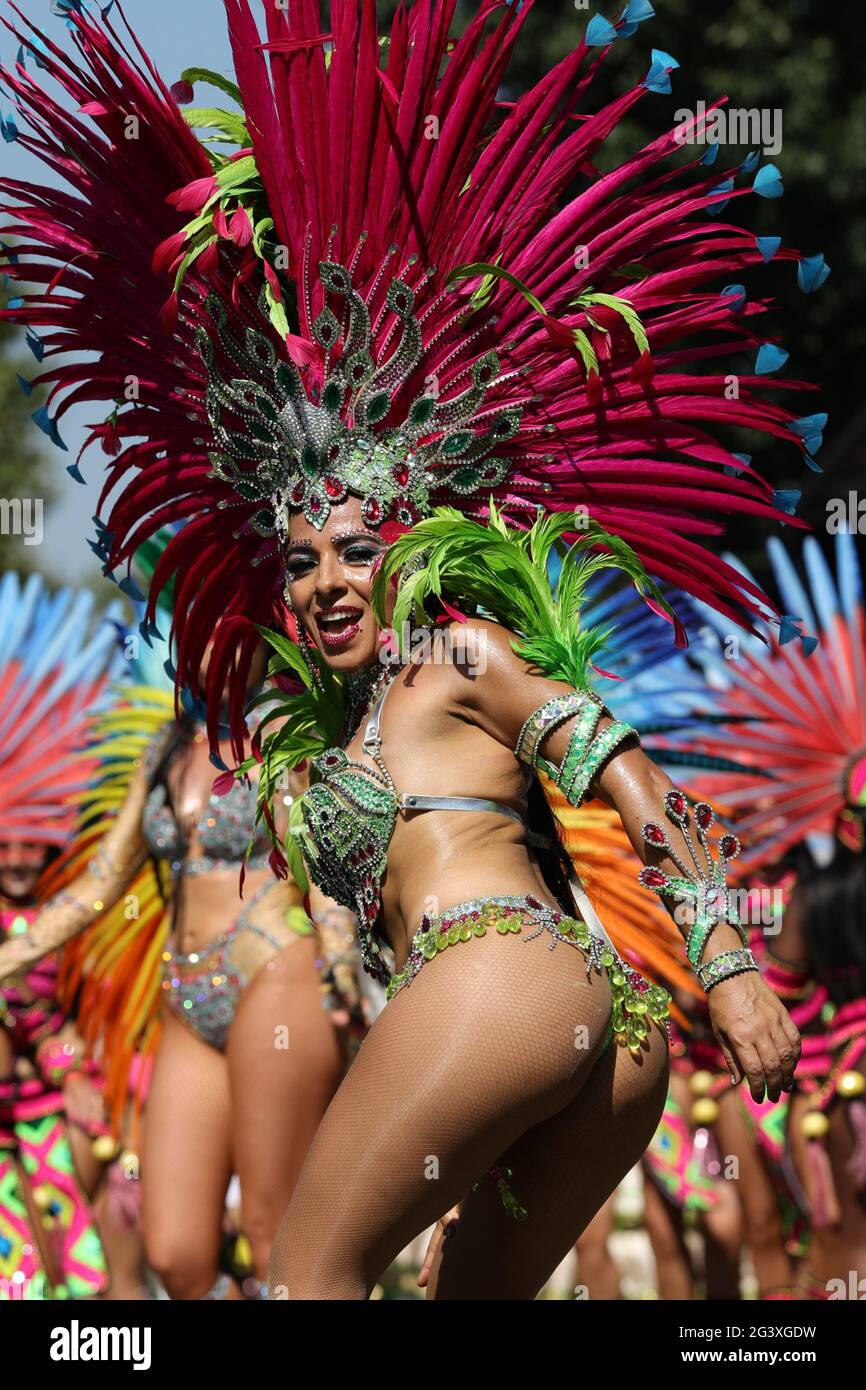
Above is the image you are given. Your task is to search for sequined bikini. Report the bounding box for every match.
[297,675,670,1051]
[142,763,271,875]
[142,727,307,1051]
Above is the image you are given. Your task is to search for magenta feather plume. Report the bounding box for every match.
[0,0,822,751]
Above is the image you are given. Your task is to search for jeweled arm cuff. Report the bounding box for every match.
[698,948,758,993]
[514,692,594,767]
[514,692,639,807]
[637,788,748,967]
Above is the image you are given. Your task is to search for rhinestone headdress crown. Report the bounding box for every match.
[195,255,524,539]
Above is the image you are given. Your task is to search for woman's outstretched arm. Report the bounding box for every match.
[457,619,801,1103]
[0,750,152,982]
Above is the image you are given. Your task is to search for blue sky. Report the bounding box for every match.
[2,1,236,581]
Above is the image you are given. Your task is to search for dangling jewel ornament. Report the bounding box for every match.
[638,789,747,969]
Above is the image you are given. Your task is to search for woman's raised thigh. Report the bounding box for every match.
[269,928,613,1298]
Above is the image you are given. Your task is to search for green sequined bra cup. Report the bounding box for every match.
[300,746,399,986]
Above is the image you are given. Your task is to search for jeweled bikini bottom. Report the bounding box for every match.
[161,889,312,1052]
[387,893,671,1052]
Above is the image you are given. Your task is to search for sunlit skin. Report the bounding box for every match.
[272,496,801,1299]
[0,643,345,1298]
[285,497,801,1103]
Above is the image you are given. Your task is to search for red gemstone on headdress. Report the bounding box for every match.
[639,867,668,889]
[643,823,667,847]
[694,803,714,831]
[309,495,322,513]
[366,901,378,920]
[324,475,343,499]
[363,497,383,525]
[392,464,409,487]
[291,483,305,504]
[720,835,740,859]
[665,790,687,820]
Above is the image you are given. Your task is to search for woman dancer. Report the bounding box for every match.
[0,632,353,1299]
[673,531,866,1298]
[0,572,122,1299]
[0,1,826,1299]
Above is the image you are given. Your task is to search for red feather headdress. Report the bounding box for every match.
[0,1,825,748]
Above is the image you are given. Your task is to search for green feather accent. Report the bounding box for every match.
[235,627,347,875]
[372,503,680,691]
[181,107,251,146]
[179,68,243,107]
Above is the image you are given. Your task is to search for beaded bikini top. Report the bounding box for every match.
[298,673,529,985]
[142,727,271,876]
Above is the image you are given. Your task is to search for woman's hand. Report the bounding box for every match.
[707,967,801,1102]
[310,893,362,1016]
[417,1205,461,1289]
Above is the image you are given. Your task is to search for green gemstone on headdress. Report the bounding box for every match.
[364,390,392,424]
[442,431,474,457]
[275,361,300,397]
[322,379,345,411]
[409,395,437,427]
[249,418,274,443]
[313,309,340,348]
[451,467,481,490]
[235,480,263,501]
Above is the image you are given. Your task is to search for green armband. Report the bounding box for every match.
[514,693,639,807]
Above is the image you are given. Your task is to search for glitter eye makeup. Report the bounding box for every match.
[330,524,379,543]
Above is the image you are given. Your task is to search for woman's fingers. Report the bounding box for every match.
[752,1030,786,1102]
[768,1017,799,1093]
[729,1038,768,1103]
[417,1208,460,1289]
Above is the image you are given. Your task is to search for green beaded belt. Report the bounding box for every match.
[386,893,670,1052]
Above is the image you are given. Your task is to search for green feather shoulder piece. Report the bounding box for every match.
[236,626,346,888]
[372,503,683,690]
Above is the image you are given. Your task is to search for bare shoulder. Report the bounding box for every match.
[392,617,523,707]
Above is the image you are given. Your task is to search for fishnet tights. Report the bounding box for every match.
[269,926,669,1299]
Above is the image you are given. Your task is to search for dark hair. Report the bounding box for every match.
[525,773,575,917]
[793,830,866,1004]
[146,715,196,911]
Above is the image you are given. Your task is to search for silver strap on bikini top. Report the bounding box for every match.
[362,675,525,826]
[361,671,617,951]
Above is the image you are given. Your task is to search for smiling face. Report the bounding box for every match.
[284,497,392,672]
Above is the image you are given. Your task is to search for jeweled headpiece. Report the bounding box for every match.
[199,252,520,537]
[0,0,827,750]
